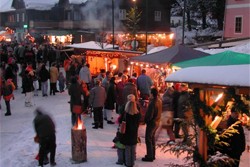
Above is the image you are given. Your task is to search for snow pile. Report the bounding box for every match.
[197,42,250,54]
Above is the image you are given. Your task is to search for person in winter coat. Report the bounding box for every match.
[122,78,138,105]
[89,79,106,129]
[217,106,246,167]
[79,63,92,89]
[68,76,84,126]
[1,79,15,116]
[39,64,50,96]
[136,69,153,100]
[175,83,190,142]
[104,77,116,124]
[116,75,128,113]
[156,87,175,144]
[33,108,56,166]
[23,70,35,107]
[120,94,141,167]
[142,88,162,162]
[49,63,59,95]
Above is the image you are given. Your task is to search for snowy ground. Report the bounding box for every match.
[0,82,189,167]
[1,43,249,167]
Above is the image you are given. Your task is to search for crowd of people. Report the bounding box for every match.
[1,40,246,167]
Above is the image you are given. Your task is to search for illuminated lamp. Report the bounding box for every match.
[169,33,174,39]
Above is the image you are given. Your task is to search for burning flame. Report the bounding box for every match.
[215,93,223,102]
[76,117,83,130]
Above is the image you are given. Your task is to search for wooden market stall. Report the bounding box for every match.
[165,64,250,163]
[67,41,143,75]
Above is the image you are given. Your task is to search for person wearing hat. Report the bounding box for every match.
[142,88,162,162]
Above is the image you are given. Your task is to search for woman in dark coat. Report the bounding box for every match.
[68,76,83,126]
[120,94,141,167]
[39,64,50,96]
[23,70,34,107]
[104,77,116,124]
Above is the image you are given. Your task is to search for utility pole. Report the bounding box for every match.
[112,0,115,49]
[182,0,186,45]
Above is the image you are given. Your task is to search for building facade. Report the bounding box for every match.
[224,0,250,38]
[0,0,172,47]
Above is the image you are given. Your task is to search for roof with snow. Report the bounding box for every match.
[67,41,119,50]
[70,0,87,4]
[23,0,58,10]
[0,0,15,12]
[166,64,250,87]
[0,0,88,12]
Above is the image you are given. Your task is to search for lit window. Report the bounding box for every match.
[235,16,242,33]
[119,9,126,20]
[154,11,161,22]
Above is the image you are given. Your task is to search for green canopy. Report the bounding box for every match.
[173,50,250,68]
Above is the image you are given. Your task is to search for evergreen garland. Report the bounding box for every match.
[158,87,249,167]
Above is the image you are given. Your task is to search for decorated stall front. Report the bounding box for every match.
[67,41,142,75]
[164,64,250,166]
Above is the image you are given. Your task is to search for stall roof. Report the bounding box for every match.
[67,41,119,50]
[173,51,250,68]
[0,0,15,12]
[165,64,250,87]
[130,44,210,64]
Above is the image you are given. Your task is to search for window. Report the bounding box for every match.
[22,13,25,22]
[235,16,242,33]
[66,11,71,20]
[119,9,126,20]
[74,11,81,21]
[8,15,14,22]
[16,13,19,22]
[154,11,161,22]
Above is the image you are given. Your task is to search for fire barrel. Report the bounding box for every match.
[71,124,87,163]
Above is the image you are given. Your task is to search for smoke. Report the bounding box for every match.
[80,0,125,32]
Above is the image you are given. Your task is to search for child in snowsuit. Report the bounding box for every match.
[58,71,66,92]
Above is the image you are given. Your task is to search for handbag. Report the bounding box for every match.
[119,112,126,134]
[73,105,83,114]
[120,121,126,134]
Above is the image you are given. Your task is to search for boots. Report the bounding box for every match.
[92,123,98,129]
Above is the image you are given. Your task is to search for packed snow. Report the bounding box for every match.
[0,43,250,167]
